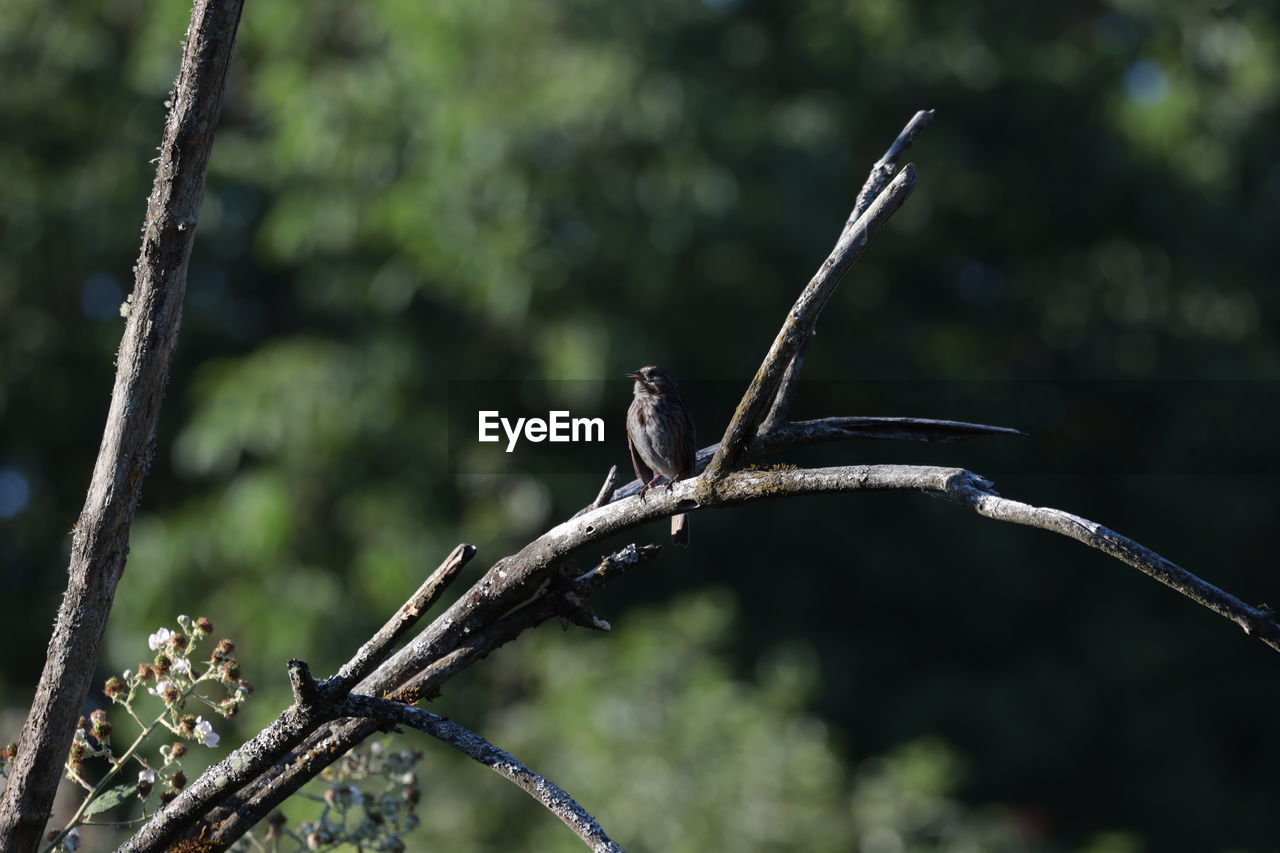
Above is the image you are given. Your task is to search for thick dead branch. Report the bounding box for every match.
[121,545,659,852]
[115,545,473,853]
[0,1,244,847]
[196,546,660,848]
[701,165,917,484]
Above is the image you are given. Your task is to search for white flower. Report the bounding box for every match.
[194,716,220,748]
[62,829,81,851]
[148,679,176,701]
[138,768,156,784]
[148,627,174,651]
[171,657,191,675]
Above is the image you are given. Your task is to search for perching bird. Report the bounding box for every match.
[625,365,696,547]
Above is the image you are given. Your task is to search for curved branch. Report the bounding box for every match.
[143,456,1280,849]
[342,695,622,853]
[945,478,1280,650]
[0,1,245,846]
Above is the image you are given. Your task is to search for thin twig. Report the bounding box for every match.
[571,465,622,519]
[342,695,622,852]
[0,1,245,846]
[327,544,476,694]
[701,165,917,484]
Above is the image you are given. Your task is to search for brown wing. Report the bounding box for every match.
[627,428,653,484]
[671,403,696,478]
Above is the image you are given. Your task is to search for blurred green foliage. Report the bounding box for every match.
[3,0,1280,849]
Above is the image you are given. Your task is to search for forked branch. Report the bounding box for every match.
[763,108,934,434]
[701,165,917,483]
[122,109,1280,853]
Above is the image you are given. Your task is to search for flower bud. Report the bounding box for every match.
[89,709,112,743]
[212,639,235,661]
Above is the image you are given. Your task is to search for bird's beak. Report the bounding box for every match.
[625,371,641,380]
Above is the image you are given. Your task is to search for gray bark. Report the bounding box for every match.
[0,2,243,850]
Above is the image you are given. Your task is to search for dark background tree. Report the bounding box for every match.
[2,0,1278,849]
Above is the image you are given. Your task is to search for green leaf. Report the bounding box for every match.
[84,783,138,817]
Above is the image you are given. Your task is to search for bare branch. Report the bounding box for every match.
[327,544,476,695]
[609,415,1024,502]
[123,545,660,852]
[764,109,935,431]
[116,544,470,853]
[759,333,810,435]
[151,453,1280,848]
[572,465,622,519]
[0,1,244,845]
[945,479,1280,651]
[701,165,917,484]
[592,465,621,509]
[849,109,935,229]
[342,695,622,852]
[121,108,1280,853]
[398,543,660,698]
[760,415,1026,447]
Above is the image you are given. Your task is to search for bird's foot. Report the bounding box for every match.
[640,475,664,502]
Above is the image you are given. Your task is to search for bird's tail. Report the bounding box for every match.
[671,512,689,548]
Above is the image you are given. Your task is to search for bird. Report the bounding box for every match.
[625,365,696,547]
